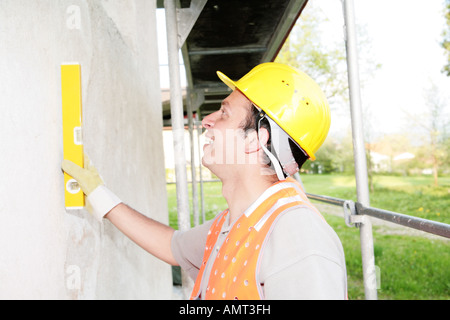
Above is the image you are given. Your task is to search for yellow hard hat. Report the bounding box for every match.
[217,62,330,161]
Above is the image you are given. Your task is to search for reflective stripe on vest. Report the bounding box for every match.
[190,177,322,300]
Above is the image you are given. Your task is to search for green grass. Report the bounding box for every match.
[167,181,227,228]
[301,174,450,224]
[324,213,450,300]
[166,174,450,300]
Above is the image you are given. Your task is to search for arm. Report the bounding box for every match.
[105,203,178,266]
[62,158,178,266]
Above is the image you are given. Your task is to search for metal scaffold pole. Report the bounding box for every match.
[187,90,200,227]
[342,0,378,300]
[164,0,193,296]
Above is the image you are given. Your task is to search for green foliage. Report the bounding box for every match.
[275,2,348,105]
[303,132,355,174]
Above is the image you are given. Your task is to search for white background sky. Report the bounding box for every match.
[316,0,450,139]
[158,1,450,141]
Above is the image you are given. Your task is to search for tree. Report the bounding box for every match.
[423,83,449,185]
[404,82,449,185]
[275,2,348,106]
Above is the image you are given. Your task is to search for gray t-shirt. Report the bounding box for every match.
[171,204,348,300]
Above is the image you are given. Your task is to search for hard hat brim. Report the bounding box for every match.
[217,71,237,91]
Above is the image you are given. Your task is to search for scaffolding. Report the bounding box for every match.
[163,0,450,300]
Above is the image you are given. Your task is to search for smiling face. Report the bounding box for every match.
[201,90,258,178]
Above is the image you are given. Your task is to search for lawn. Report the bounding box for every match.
[301,174,450,224]
[166,174,450,300]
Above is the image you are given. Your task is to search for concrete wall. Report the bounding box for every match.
[0,0,172,299]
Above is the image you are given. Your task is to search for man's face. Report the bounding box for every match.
[201,90,253,175]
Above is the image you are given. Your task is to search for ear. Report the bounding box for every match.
[245,127,269,154]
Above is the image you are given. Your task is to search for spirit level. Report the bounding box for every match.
[61,63,84,209]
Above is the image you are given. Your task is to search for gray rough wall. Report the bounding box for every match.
[0,0,172,299]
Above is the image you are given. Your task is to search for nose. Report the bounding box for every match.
[201,111,216,129]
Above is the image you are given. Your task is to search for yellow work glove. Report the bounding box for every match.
[62,157,104,196]
[62,157,121,221]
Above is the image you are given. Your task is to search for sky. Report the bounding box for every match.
[308,0,450,139]
[157,1,450,140]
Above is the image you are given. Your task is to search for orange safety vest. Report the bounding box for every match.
[190,177,324,300]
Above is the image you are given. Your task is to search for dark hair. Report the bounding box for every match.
[240,105,309,173]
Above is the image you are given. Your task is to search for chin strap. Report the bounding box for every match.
[256,107,299,180]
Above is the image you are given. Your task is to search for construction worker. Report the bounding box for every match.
[62,62,347,299]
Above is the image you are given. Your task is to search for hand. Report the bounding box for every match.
[61,156,121,221]
[62,156,104,196]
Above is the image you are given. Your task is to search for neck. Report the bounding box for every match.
[220,167,278,223]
